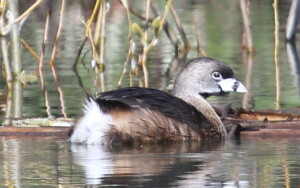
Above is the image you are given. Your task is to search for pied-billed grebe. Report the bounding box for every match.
[69,57,247,145]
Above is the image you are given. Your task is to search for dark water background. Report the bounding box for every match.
[1,0,300,187]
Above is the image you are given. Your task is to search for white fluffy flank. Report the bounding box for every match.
[69,98,112,144]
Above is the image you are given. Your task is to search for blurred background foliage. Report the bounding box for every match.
[0,0,299,121]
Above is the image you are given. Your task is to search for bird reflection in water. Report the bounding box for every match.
[70,141,223,187]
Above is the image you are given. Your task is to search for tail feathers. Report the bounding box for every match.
[69,98,112,144]
[83,96,98,113]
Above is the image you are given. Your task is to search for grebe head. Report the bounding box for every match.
[173,57,247,98]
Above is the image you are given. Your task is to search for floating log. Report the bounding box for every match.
[240,129,300,138]
[0,108,299,139]
[236,110,300,121]
[0,127,71,138]
[224,108,300,138]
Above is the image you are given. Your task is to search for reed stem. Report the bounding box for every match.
[86,0,100,36]
[169,0,189,51]
[21,39,40,61]
[273,0,281,109]
[93,0,102,47]
[15,0,44,23]
[193,18,206,57]
[141,0,151,87]
[117,0,132,87]
[1,38,13,82]
[49,0,65,67]
[242,51,254,109]
[2,81,12,126]
[151,0,179,49]
[240,0,253,53]
[286,0,300,41]
[49,0,67,118]
[1,35,13,125]
[8,0,23,119]
[72,37,88,69]
[38,3,51,117]
[99,0,107,92]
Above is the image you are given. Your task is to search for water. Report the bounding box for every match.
[1,0,300,187]
[1,138,300,187]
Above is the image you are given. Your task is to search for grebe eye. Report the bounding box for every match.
[212,72,222,80]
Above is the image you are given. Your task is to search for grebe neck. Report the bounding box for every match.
[173,91,227,138]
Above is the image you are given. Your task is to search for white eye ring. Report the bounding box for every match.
[212,72,222,80]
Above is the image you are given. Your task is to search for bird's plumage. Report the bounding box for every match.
[97,87,205,127]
